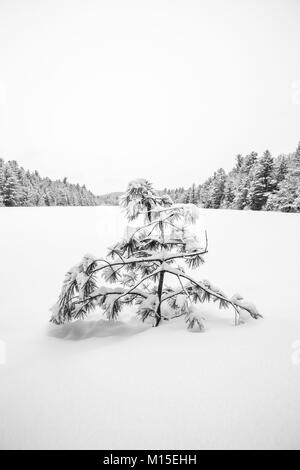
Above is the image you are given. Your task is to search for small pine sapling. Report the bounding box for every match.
[51,179,262,330]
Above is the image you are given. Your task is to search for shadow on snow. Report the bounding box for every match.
[47,317,150,341]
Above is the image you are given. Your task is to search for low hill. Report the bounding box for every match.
[97,191,123,206]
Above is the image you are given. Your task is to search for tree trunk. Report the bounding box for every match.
[146,201,152,223]
[155,270,164,327]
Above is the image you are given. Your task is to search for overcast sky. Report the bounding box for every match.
[0,0,300,194]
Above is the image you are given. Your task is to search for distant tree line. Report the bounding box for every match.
[3,141,300,211]
[163,141,300,212]
[0,159,99,206]
[97,192,122,206]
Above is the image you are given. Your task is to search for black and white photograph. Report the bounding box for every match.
[0,0,300,452]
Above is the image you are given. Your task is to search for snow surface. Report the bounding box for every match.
[0,207,300,450]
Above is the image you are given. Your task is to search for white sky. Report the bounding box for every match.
[0,0,300,194]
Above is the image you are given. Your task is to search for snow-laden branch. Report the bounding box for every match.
[113,270,161,303]
[161,266,262,320]
[125,213,177,241]
[78,286,147,303]
[89,247,208,277]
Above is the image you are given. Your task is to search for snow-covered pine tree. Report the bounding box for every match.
[189,183,199,205]
[222,176,235,208]
[265,172,300,212]
[209,169,226,208]
[294,142,300,165]
[267,144,300,212]
[198,177,213,208]
[248,150,276,210]
[50,179,262,331]
[232,152,258,210]
[3,165,21,206]
[275,156,289,185]
[0,158,5,204]
[183,188,191,204]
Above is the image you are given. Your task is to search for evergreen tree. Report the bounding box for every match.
[222,177,235,208]
[51,179,262,330]
[232,152,258,210]
[209,169,226,208]
[275,157,288,185]
[199,178,212,208]
[234,154,244,173]
[189,183,198,205]
[3,166,21,206]
[248,150,276,210]
[0,158,5,201]
[183,188,191,204]
[196,185,201,204]
[295,142,300,165]
[265,173,299,212]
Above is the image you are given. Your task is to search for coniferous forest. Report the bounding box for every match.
[163,141,300,213]
[1,141,300,211]
[0,159,99,206]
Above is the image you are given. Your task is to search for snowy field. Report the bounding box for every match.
[0,206,300,450]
